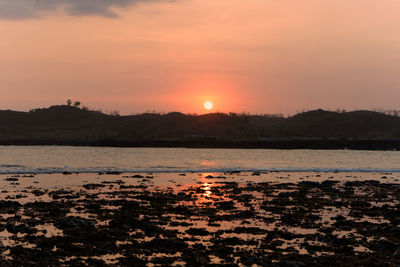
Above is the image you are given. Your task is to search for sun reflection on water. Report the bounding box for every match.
[198,173,219,201]
[201,183,212,199]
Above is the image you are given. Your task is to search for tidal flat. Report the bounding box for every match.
[0,172,399,266]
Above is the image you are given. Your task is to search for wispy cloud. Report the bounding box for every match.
[0,0,166,19]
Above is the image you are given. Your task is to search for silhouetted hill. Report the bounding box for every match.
[282,109,400,139]
[0,105,399,149]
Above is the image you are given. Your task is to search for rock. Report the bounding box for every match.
[124,174,144,178]
[332,215,346,221]
[0,200,21,209]
[186,228,210,236]
[216,200,235,210]
[5,177,18,181]
[6,223,36,234]
[272,261,307,267]
[83,183,106,190]
[54,217,95,231]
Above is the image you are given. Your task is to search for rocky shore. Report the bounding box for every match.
[0,172,399,266]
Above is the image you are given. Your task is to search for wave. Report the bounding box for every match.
[0,164,26,168]
[0,166,399,174]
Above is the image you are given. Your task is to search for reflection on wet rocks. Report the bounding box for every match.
[0,172,399,265]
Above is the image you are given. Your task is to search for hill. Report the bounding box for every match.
[0,106,399,149]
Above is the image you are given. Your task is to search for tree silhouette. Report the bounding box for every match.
[73,101,81,108]
[67,100,72,106]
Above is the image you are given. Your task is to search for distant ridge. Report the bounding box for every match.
[0,105,399,149]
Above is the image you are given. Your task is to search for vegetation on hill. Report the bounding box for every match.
[0,105,399,147]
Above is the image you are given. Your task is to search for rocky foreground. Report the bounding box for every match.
[0,173,399,266]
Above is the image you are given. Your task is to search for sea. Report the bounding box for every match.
[0,146,399,174]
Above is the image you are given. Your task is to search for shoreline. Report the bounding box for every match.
[2,171,399,190]
[1,169,400,176]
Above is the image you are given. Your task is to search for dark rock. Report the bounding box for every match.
[83,183,106,190]
[0,200,21,209]
[54,217,95,231]
[272,261,307,267]
[5,177,19,181]
[186,228,210,236]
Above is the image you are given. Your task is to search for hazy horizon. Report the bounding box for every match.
[1,0,399,115]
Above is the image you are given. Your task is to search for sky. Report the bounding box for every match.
[0,0,399,115]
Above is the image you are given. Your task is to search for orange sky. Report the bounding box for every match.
[1,0,400,115]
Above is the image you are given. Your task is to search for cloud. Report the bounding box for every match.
[0,0,163,19]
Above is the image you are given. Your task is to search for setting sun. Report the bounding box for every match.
[204,101,213,111]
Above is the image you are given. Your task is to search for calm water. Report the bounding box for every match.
[0,146,399,174]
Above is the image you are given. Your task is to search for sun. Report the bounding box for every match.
[204,101,213,111]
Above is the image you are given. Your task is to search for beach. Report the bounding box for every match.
[1,171,399,266]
